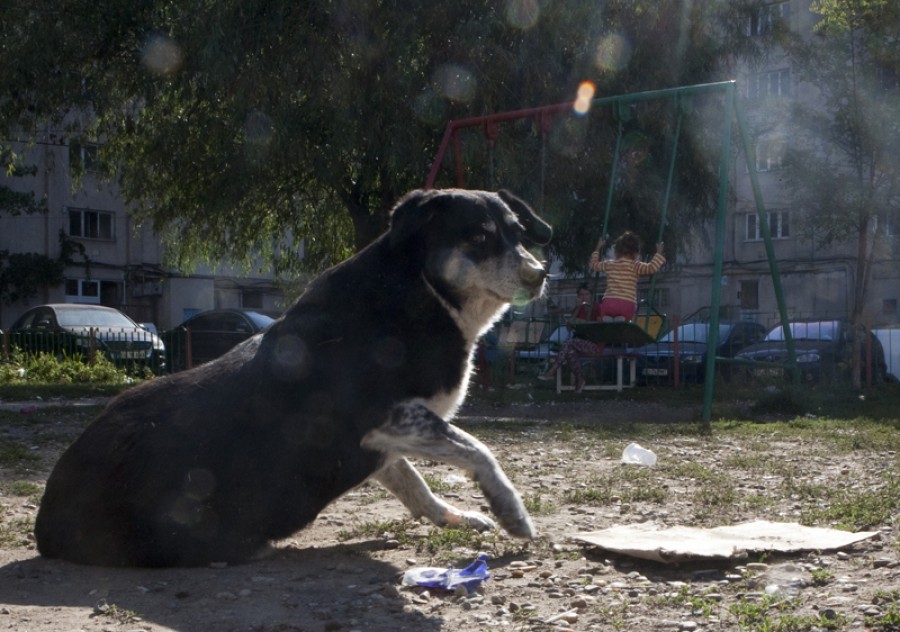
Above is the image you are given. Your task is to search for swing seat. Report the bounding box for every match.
[573,303,668,346]
[573,321,657,346]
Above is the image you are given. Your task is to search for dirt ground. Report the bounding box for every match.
[0,394,897,631]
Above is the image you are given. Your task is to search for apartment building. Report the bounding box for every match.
[0,138,285,330]
[692,0,899,329]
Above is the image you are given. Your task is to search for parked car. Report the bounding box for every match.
[734,320,888,384]
[635,321,767,384]
[6,303,166,372]
[164,308,277,370]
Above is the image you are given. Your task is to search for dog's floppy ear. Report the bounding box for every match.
[498,190,553,246]
[388,189,440,248]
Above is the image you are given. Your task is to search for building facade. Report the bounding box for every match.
[646,0,898,331]
[1,138,285,330]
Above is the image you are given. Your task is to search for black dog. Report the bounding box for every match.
[34,189,552,567]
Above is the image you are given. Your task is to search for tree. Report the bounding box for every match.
[0,232,88,307]
[781,0,900,385]
[0,0,764,275]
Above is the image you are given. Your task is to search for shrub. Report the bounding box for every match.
[0,349,134,385]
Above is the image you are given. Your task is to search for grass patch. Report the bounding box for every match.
[801,475,900,531]
[2,480,41,499]
[0,441,40,471]
[336,518,419,545]
[564,466,668,507]
[727,594,848,630]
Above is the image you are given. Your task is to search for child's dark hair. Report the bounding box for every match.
[614,231,641,258]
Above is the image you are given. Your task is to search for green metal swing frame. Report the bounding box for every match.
[424,80,793,427]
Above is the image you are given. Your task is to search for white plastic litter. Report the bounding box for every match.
[401,554,491,591]
[621,442,657,466]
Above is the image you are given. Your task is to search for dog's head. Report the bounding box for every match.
[388,189,552,313]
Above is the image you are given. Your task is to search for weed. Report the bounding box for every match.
[868,589,900,631]
[92,600,140,624]
[0,515,34,547]
[523,493,555,515]
[810,567,833,586]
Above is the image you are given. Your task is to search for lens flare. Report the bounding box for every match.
[574,81,596,115]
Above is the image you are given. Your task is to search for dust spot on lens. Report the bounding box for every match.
[433,64,477,103]
[505,0,540,29]
[183,468,216,500]
[142,34,183,77]
[594,33,633,73]
[372,336,406,370]
[272,334,311,381]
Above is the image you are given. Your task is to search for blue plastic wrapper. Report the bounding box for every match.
[401,554,491,591]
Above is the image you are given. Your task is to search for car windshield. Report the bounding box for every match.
[659,323,732,344]
[56,308,137,329]
[243,311,276,329]
[765,321,837,341]
[546,327,569,343]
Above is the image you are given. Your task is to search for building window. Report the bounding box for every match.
[755,137,787,171]
[746,211,790,241]
[69,142,99,173]
[65,278,101,304]
[877,63,900,93]
[745,1,791,36]
[68,207,115,241]
[740,280,759,310]
[747,69,791,100]
[885,211,898,237]
[638,287,670,309]
[242,290,263,309]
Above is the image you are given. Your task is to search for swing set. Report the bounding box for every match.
[425,80,793,425]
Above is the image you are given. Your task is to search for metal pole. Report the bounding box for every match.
[701,83,735,428]
[732,96,796,383]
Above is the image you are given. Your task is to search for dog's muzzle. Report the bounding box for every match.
[519,257,548,296]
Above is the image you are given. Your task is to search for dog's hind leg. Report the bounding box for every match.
[373,458,498,532]
[362,402,535,539]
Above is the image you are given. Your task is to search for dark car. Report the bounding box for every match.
[734,320,888,384]
[7,303,166,372]
[164,308,277,370]
[635,320,767,384]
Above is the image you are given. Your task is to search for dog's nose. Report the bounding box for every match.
[519,258,547,286]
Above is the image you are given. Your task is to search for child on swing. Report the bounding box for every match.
[591,230,665,321]
[539,231,664,392]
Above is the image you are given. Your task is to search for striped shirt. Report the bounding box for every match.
[591,254,665,302]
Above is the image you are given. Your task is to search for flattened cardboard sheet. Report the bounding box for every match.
[573,520,878,563]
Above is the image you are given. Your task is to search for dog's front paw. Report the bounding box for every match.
[444,510,497,533]
[500,511,536,539]
[489,495,536,539]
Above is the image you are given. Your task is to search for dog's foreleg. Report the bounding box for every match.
[373,458,498,532]
[362,402,535,539]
